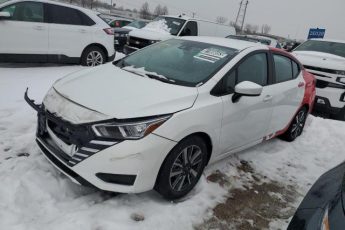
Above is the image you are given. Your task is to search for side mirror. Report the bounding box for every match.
[232,81,263,103]
[0,12,10,20]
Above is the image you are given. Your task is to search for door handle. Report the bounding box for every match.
[79,29,87,33]
[263,95,273,102]
[33,25,45,31]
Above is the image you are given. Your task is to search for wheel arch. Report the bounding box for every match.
[82,43,109,61]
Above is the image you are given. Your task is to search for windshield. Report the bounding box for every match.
[116,39,238,87]
[150,16,186,35]
[295,40,345,58]
[125,20,147,29]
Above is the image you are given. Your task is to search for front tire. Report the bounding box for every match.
[280,107,308,142]
[155,136,208,200]
[81,46,106,67]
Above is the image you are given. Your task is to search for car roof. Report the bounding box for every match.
[310,38,345,44]
[180,36,267,51]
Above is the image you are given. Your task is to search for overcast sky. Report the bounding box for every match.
[114,0,345,41]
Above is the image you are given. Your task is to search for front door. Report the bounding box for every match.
[219,52,274,154]
[0,1,48,55]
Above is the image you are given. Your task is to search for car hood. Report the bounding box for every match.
[292,51,345,70]
[129,28,173,41]
[51,63,198,120]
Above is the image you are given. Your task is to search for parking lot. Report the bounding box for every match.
[1,59,345,229]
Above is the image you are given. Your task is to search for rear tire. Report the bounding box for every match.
[155,136,208,200]
[280,107,308,142]
[81,46,106,67]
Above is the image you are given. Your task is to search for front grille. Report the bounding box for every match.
[37,110,119,167]
[129,36,151,49]
[304,65,338,75]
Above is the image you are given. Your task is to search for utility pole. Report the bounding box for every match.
[234,0,249,33]
[192,12,196,18]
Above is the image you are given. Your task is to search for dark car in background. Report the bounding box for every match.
[288,162,345,229]
[113,20,149,52]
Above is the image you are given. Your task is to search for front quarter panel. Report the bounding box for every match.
[153,91,223,163]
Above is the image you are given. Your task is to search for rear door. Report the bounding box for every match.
[266,52,304,135]
[218,51,274,154]
[46,4,95,59]
[0,1,48,56]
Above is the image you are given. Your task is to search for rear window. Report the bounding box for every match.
[273,54,299,83]
[46,4,95,26]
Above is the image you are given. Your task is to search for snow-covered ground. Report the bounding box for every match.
[1,60,345,230]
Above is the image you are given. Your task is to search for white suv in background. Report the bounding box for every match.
[293,39,345,120]
[0,0,115,66]
[124,15,236,54]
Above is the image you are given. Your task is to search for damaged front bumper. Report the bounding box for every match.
[24,89,176,193]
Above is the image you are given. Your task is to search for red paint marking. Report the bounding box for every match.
[270,70,316,139]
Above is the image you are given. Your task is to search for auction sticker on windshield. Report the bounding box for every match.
[194,48,228,63]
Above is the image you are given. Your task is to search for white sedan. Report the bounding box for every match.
[25,37,316,200]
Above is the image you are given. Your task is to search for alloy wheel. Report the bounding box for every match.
[169,145,204,192]
[86,51,103,66]
[291,110,306,139]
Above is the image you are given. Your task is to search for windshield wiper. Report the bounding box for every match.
[146,74,176,84]
[121,67,176,84]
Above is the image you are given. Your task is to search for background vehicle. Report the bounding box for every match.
[292,39,345,120]
[0,0,115,66]
[227,34,272,45]
[288,162,345,230]
[245,35,281,48]
[124,15,236,54]
[108,17,132,28]
[113,20,149,52]
[26,37,315,200]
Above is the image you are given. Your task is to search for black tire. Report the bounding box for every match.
[81,46,106,67]
[334,108,345,121]
[155,136,208,200]
[280,107,308,142]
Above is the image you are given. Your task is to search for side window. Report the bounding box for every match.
[292,61,300,78]
[273,54,293,83]
[47,4,93,26]
[237,53,268,86]
[122,20,131,27]
[224,70,236,94]
[180,21,198,36]
[0,2,43,22]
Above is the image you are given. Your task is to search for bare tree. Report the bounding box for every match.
[216,16,228,24]
[245,24,253,33]
[251,25,259,34]
[133,8,138,13]
[153,4,163,16]
[261,24,271,34]
[140,2,151,19]
[161,5,169,15]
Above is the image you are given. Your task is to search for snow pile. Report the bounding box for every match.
[143,20,171,35]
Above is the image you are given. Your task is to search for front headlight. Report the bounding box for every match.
[321,207,330,230]
[114,33,121,37]
[92,115,171,140]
